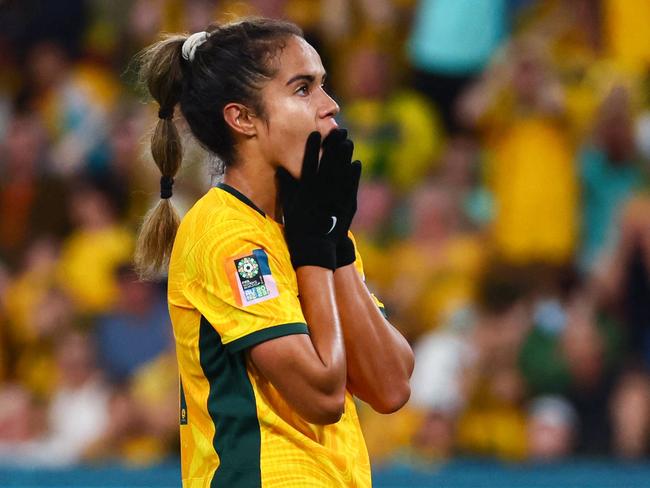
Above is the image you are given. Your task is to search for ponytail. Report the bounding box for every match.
[134,35,185,280]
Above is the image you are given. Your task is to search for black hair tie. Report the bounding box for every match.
[160,176,174,199]
[158,106,174,120]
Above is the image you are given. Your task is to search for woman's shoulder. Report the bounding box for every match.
[181,187,257,230]
[176,187,272,257]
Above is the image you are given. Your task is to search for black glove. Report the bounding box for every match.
[278,129,360,270]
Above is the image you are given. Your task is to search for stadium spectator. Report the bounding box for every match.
[0,112,70,268]
[459,37,577,266]
[578,85,641,272]
[94,265,173,384]
[527,395,577,461]
[386,181,484,339]
[408,0,511,133]
[342,43,443,194]
[0,330,111,466]
[2,238,68,399]
[55,181,133,315]
[24,40,117,176]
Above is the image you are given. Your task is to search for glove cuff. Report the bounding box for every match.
[288,236,337,271]
[336,236,356,268]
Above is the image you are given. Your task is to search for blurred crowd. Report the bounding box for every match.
[1,0,650,468]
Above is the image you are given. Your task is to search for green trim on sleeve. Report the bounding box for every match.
[226,322,309,353]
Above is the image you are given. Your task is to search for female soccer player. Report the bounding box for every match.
[135,18,414,487]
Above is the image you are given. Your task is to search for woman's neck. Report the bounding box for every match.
[223,159,280,221]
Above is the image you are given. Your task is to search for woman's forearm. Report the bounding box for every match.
[333,263,414,413]
[296,266,347,383]
[249,266,348,425]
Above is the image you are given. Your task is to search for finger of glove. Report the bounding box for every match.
[329,139,355,198]
[339,160,362,221]
[301,131,322,187]
[349,160,362,193]
[348,160,362,208]
[322,128,347,150]
[320,137,354,193]
[316,138,342,190]
[337,139,354,168]
[277,167,299,210]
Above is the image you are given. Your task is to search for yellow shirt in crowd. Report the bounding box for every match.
[603,0,650,76]
[487,116,578,264]
[56,226,133,314]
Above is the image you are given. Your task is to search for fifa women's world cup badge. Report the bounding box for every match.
[227,249,280,306]
[237,256,260,280]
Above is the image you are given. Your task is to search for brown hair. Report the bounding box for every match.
[134,18,302,279]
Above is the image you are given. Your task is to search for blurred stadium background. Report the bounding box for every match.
[2,0,650,486]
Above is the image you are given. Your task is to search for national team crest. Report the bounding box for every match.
[226,249,279,306]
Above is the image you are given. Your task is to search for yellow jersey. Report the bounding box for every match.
[168,183,372,487]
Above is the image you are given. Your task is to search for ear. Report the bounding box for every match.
[223,103,257,137]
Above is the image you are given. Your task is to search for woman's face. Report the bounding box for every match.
[255,35,340,178]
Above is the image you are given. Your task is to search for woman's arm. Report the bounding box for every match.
[334,263,414,413]
[248,266,347,424]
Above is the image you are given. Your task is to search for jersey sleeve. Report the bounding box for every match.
[184,223,308,353]
[349,232,388,318]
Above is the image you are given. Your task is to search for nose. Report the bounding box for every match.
[318,87,340,119]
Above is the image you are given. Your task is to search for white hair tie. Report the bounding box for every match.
[182,31,210,62]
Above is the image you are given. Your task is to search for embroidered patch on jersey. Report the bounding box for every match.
[226,249,279,306]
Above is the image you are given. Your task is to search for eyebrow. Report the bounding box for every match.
[285,72,327,86]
